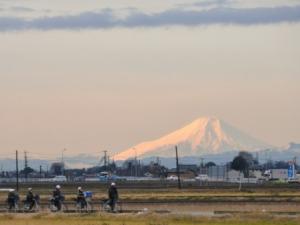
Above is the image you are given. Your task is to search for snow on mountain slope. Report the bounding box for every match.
[114,117,271,160]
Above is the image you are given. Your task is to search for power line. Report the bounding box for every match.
[0,153,17,158]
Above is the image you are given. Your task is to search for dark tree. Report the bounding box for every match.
[20,167,35,178]
[238,151,258,168]
[205,162,216,168]
[274,161,289,169]
[231,156,249,191]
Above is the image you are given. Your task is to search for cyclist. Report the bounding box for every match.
[107,182,118,212]
[24,187,35,210]
[51,185,64,211]
[76,187,87,209]
[7,189,19,210]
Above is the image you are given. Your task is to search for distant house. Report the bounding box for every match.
[270,169,288,180]
[249,170,263,179]
[167,170,196,179]
[227,169,242,182]
[179,164,198,172]
[207,166,262,183]
[208,165,228,181]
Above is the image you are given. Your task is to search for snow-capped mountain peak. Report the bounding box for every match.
[114,116,270,161]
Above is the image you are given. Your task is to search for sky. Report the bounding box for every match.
[0,0,300,159]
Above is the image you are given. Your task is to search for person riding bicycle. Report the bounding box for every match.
[52,185,64,211]
[107,182,118,212]
[76,187,87,209]
[7,189,19,210]
[25,188,35,210]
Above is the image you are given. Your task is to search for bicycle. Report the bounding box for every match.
[7,199,19,213]
[23,194,40,212]
[49,196,68,212]
[100,199,122,213]
[6,194,19,213]
[75,198,93,213]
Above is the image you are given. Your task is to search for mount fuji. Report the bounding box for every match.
[114,117,271,161]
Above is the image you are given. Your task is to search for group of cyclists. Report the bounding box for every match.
[5,182,119,213]
[7,187,39,211]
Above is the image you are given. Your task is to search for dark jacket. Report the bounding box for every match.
[108,186,118,200]
[78,190,84,198]
[53,189,62,199]
[26,191,34,202]
[8,192,17,201]
[77,190,85,201]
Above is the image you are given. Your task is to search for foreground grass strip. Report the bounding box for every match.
[0,214,300,225]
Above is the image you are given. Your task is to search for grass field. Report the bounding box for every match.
[0,214,300,225]
[1,183,300,217]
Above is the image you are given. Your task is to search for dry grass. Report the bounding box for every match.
[0,213,299,225]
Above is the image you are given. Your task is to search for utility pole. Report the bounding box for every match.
[255,152,259,164]
[103,150,107,171]
[24,151,28,179]
[134,148,138,177]
[61,149,66,175]
[200,157,204,168]
[61,148,67,163]
[156,157,160,165]
[39,165,42,178]
[138,160,141,177]
[175,145,181,189]
[24,151,28,168]
[0,164,3,177]
[199,157,205,175]
[16,150,19,192]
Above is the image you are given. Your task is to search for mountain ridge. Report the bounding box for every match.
[114,116,271,161]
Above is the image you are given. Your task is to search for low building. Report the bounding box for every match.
[179,164,198,172]
[167,170,196,179]
[227,169,242,182]
[208,165,227,181]
[270,169,288,180]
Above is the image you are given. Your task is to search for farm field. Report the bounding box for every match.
[1,182,300,202]
[1,182,300,212]
[0,183,300,217]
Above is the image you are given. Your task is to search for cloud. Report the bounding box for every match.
[178,0,230,8]
[10,6,35,12]
[1,5,300,31]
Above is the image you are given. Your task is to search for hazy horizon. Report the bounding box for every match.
[1,0,299,158]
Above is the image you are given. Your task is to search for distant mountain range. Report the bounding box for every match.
[0,144,299,171]
[114,117,271,161]
[139,143,300,168]
[0,154,99,172]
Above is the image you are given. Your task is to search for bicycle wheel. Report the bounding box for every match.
[86,201,93,212]
[61,202,68,212]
